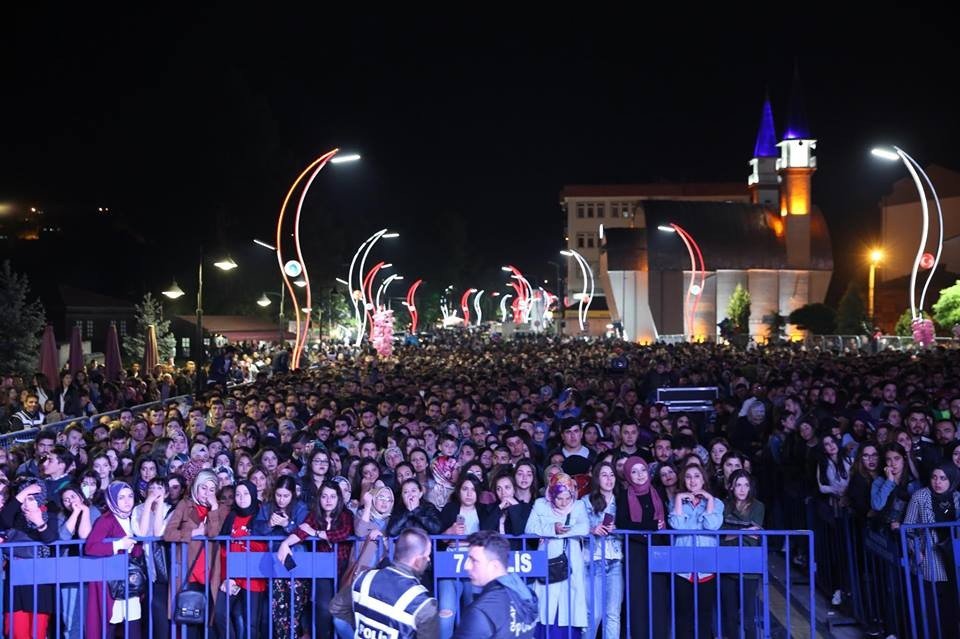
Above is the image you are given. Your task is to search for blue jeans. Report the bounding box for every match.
[60,584,82,639]
[584,559,623,639]
[438,578,474,639]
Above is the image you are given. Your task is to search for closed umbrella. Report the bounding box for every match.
[144,324,159,375]
[39,324,59,386]
[68,324,84,375]
[104,322,123,382]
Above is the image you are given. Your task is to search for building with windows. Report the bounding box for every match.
[560,80,833,341]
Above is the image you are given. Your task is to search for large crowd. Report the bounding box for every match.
[2,336,960,639]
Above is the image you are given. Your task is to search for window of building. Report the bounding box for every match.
[596,203,605,218]
[181,337,191,351]
[577,233,586,248]
[119,320,127,337]
[586,204,594,218]
[587,235,595,248]
[85,320,94,338]
[576,203,585,218]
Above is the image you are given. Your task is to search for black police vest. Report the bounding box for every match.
[351,566,433,639]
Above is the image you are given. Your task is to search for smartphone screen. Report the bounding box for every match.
[602,513,614,527]
[564,513,571,527]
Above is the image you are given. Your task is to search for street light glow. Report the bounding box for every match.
[657,225,676,233]
[560,250,573,256]
[253,238,276,251]
[162,281,186,299]
[382,232,400,239]
[871,148,900,162]
[336,278,349,286]
[214,256,239,271]
[293,279,307,288]
[501,266,512,272]
[257,294,271,307]
[870,248,884,264]
[329,154,361,164]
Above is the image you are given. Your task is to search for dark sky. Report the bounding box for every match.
[3,10,959,310]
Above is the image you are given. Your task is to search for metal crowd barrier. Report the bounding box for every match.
[809,499,924,638]
[0,394,194,450]
[899,521,960,639]
[2,529,816,639]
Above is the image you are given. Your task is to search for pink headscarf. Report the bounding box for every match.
[547,472,578,517]
[623,456,664,525]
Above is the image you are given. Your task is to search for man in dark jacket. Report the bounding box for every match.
[455,531,538,639]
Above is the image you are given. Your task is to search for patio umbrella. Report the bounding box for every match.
[144,324,159,375]
[39,324,59,385]
[68,324,84,375]
[104,322,123,382]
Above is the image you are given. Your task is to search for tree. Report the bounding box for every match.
[124,293,176,364]
[894,309,922,336]
[835,282,868,335]
[789,303,837,335]
[727,284,751,333]
[933,280,960,329]
[0,261,46,376]
[764,313,786,342]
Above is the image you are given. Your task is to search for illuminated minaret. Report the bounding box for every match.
[777,66,817,268]
[747,93,779,209]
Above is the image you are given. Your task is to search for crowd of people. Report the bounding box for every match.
[1,335,960,639]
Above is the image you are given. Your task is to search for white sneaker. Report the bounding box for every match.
[831,589,842,606]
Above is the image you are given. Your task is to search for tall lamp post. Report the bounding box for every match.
[347,229,399,346]
[871,146,944,322]
[274,149,361,367]
[560,249,594,333]
[163,254,237,362]
[868,248,883,324]
[657,223,705,341]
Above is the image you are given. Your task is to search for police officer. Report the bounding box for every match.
[455,531,538,639]
[331,527,438,639]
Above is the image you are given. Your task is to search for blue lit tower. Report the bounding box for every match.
[748,92,780,209]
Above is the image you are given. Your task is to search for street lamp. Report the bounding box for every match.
[162,255,237,362]
[376,274,404,311]
[560,249,594,333]
[872,146,944,321]
[256,290,287,343]
[347,229,399,346]
[868,248,884,323]
[274,148,358,367]
[658,223,706,341]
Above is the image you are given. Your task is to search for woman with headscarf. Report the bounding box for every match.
[214,480,268,639]
[0,477,58,639]
[615,456,668,639]
[163,470,229,637]
[84,481,144,639]
[903,462,960,639]
[424,454,458,510]
[525,472,589,639]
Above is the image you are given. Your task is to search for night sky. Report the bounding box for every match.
[4,10,959,313]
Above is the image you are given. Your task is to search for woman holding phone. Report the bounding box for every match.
[525,472,589,639]
[581,461,624,639]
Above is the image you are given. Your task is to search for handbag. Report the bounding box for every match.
[108,553,147,599]
[173,549,207,625]
[539,539,570,584]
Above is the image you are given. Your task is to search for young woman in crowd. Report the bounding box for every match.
[85,481,145,639]
[668,464,723,639]
[213,480,267,639]
[275,479,353,639]
[134,477,174,639]
[903,463,960,639]
[872,442,922,531]
[720,469,764,639]
[437,475,489,639]
[525,472,589,639]
[581,461,624,639]
[387,478,443,536]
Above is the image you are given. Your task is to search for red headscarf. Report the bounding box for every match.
[623,456,664,524]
